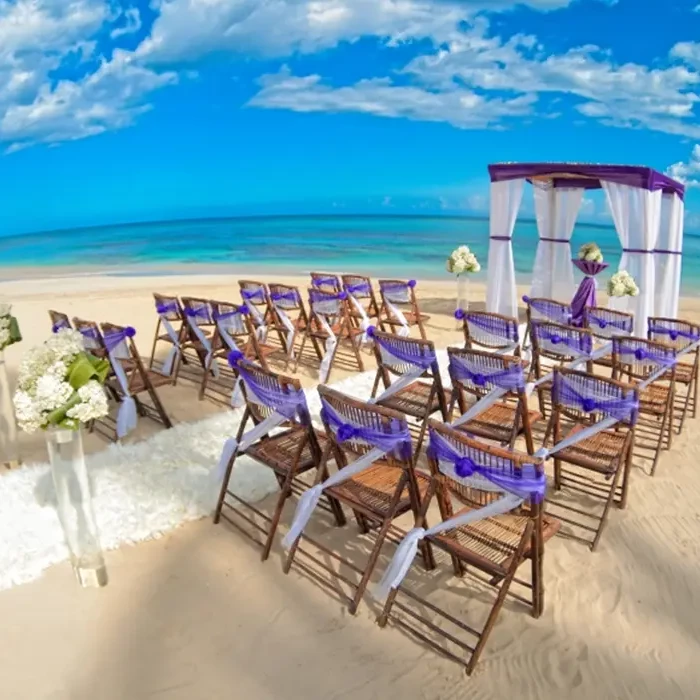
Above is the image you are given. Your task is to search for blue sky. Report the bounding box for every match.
[1,0,700,236]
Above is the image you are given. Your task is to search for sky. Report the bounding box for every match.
[1,0,700,236]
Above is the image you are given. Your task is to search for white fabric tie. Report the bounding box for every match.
[247,303,268,342]
[107,341,138,439]
[273,303,296,358]
[385,299,410,337]
[315,311,337,383]
[158,316,181,376]
[215,318,245,407]
[368,344,429,404]
[374,493,523,602]
[186,316,220,378]
[348,293,371,344]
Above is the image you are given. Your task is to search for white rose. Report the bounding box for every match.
[0,303,11,316]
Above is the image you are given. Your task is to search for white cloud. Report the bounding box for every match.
[667,145,700,188]
[110,7,142,39]
[249,66,536,128]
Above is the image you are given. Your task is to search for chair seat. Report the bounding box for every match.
[661,363,695,384]
[383,311,429,326]
[432,501,560,576]
[307,322,364,340]
[376,381,448,419]
[637,382,672,415]
[327,462,430,518]
[157,332,181,344]
[245,428,329,474]
[554,424,630,474]
[454,402,542,443]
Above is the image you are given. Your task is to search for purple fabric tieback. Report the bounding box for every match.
[537,326,592,355]
[227,351,309,420]
[321,399,412,459]
[648,324,700,342]
[367,326,436,369]
[381,280,416,293]
[185,305,211,321]
[555,376,638,423]
[213,306,248,321]
[523,296,572,324]
[156,301,179,315]
[450,356,524,391]
[52,320,71,333]
[622,248,653,254]
[311,276,339,287]
[654,249,682,255]
[490,236,512,241]
[271,289,300,304]
[427,429,546,503]
[241,288,266,303]
[103,327,136,353]
[588,313,632,333]
[346,281,371,295]
[540,238,569,243]
[309,289,347,304]
[616,344,676,365]
[463,312,519,343]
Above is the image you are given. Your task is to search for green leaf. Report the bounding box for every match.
[45,391,81,427]
[65,351,109,390]
[8,316,21,344]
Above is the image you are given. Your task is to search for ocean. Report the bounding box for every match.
[1,215,698,290]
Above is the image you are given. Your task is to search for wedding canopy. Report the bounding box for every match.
[485,162,686,335]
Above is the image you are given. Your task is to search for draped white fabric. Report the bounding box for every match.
[655,193,684,319]
[530,185,583,300]
[602,182,661,336]
[486,179,524,318]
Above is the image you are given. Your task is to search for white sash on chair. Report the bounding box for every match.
[313,310,338,383]
[216,316,246,407]
[158,315,181,376]
[187,315,220,379]
[369,344,430,404]
[107,341,138,439]
[385,299,411,338]
[348,293,371,344]
[273,303,296,358]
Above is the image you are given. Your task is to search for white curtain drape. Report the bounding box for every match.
[530,184,584,301]
[486,179,525,318]
[655,192,684,319]
[602,182,662,336]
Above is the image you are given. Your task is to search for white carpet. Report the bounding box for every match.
[0,353,451,591]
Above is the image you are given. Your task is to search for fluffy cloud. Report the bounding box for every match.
[249,65,536,128]
[110,7,142,39]
[667,145,700,188]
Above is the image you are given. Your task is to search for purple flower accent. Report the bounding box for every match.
[337,423,359,443]
[550,334,562,345]
[125,326,136,338]
[228,349,245,366]
[338,291,348,300]
[407,280,417,288]
[597,319,608,329]
[454,308,466,320]
[472,373,486,386]
[239,304,249,315]
[635,348,647,361]
[455,456,476,478]
[366,325,376,338]
[522,295,531,303]
[185,308,197,317]
[582,398,597,413]
[670,330,679,341]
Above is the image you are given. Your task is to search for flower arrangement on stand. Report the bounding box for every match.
[578,242,604,263]
[607,270,640,299]
[447,246,481,326]
[0,302,22,468]
[570,243,608,324]
[13,328,112,587]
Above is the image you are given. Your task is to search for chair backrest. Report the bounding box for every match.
[461,310,520,354]
[583,306,634,340]
[531,320,593,363]
[269,284,304,312]
[371,327,438,378]
[448,346,526,400]
[153,293,183,322]
[318,385,413,466]
[647,316,700,352]
[379,279,418,308]
[524,296,573,326]
[49,310,72,333]
[426,419,546,509]
[310,272,342,292]
[342,274,375,301]
[210,299,252,339]
[238,280,270,308]
[552,367,638,428]
[72,317,107,356]
[308,288,349,321]
[612,336,677,384]
[181,296,215,326]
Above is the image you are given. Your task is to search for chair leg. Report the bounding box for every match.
[591,467,623,551]
[553,457,562,491]
[650,410,669,477]
[145,381,173,429]
[692,368,699,419]
[679,380,692,434]
[261,471,296,562]
[618,432,634,510]
[377,586,400,628]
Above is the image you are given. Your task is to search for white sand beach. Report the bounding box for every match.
[0,271,699,700]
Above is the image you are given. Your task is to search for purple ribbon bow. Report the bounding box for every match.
[311,276,339,288]
[555,375,638,423]
[185,305,212,322]
[523,296,572,325]
[156,300,179,315]
[241,288,266,303]
[52,320,71,333]
[461,312,519,343]
[346,281,371,295]
[321,399,412,459]
[367,326,436,369]
[309,289,347,304]
[427,429,546,502]
[536,326,592,355]
[271,289,300,305]
[449,356,525,391]
[103,327,136,353]
[648,324,700,343]
[213,306,249,321]
[616,344,675,366]
[589,313,632,333]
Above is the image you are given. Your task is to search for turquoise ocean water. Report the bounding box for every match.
[1,215,698,291]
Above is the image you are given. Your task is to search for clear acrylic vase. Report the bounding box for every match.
[456,275,469,328]
[0,350,20,468]
[46,427,107,587]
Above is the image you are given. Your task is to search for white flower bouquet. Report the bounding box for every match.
[13,329,111,433]
[0,302,22,352]
[447,245,481,274]
[578,242,604,263]
[607,270,639,298]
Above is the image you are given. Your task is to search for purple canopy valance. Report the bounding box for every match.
[488,163,685,200]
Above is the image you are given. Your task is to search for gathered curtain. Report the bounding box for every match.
[655,193,684,319]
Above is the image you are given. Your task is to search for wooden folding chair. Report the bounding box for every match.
[529,320,594,417]
[214,360,332,561]
[101,321,173,432]
[294,288,364,382]
[310,272,342,292]
[199,300,275,406]
[378,279,428,340]
[49,310,72,333]
[545,368,638,550]
[522,296,573,348]
[180,296,219,376]
[376,421,558,675]
[611,336,676,475]
[448,347,540,454]
[582,306,634,372]
[238,280,275,340]
[459,310,521,356]
[342,274,382,328]
[282,386,433,614]
[647,316,700,433]
[268,284,311,367]
[149,293,186,377]
[369,328,448,462]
